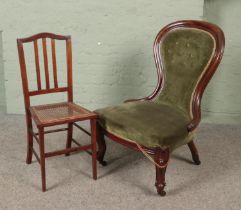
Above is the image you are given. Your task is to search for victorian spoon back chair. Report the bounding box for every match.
[95,20,225,196]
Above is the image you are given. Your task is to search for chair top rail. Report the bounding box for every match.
[17,32,70,43]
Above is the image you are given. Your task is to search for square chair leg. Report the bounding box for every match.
[39,127,46,192]
[65,123,73,156]
[26,113,33,164]
[90,119,97,180]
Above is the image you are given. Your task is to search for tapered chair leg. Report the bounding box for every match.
[154,148,170,196]
[39,127,46,192]
[90,119,97,180]
[26,113,33,164]
[188,140,201,165]
[96,122,107,166]
[65,123,73,156]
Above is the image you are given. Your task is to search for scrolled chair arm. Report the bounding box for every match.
[187,108,201,132]
[187,119,200,132]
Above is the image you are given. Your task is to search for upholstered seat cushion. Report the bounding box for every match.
[95,101,193,150]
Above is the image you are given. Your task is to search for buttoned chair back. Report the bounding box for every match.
[152,21,225,130]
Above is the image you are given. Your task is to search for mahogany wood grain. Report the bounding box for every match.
[34,40,42,90]
[39,127,46,192]
[45,144,92,158]
[188,140,201,165]
[32,148,40,164]
[96,122,107,166]
[66,38,73,102]
[91,119,97,180]
[42,38,50,89]
[17,32,97,192]
[19,32,70,43]
[71,138,92,156]
[26,112,33,164]
[73,122,91,136]
[51,39,58,88]
[29,87,68,96]
[65,122,73,156]
[154,148,169,196]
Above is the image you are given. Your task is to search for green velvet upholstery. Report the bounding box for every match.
[157,29,214,117]
[96,101,194,150]
[95,28,215,151]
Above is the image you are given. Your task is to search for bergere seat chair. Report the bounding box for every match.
[95,20,225,196]
[17,33,97,192]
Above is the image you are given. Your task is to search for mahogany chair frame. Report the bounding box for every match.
[96,20,225,196]
[17,33,97,192]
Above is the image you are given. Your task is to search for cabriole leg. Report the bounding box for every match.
[187,140,201,165]
[154,148,170,196]
[96,122,107,166]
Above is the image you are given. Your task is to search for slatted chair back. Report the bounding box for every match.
[17,33,73,111]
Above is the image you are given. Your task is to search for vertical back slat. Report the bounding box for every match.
[34,40,42,90]
[17,40,31,108]
[51,39,58,88]
[66,38,73,102]
[42,38,50,89]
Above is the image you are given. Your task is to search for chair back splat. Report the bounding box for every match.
[17,32,73,111]
[17,33,97,192]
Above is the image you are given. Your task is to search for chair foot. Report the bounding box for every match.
[26,158,32,164]
[155,182,166,196]
[98,159,107,166]
[159,190,166,197]
[26,140,33,164]
[158,190,166,197]
[187,140,201,165]
[154,148,169,197]
[193,154,201,165]
[26,150,32,164]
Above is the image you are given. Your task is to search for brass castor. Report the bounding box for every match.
[99,160,107,166]
[156,182,167,197]
[158,190,166,197]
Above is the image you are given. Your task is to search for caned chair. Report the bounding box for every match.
[17,33,97,192]
[95,20,225,196]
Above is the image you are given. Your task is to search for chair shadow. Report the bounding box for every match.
[171,153,194,165]
[98,150,142,179]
